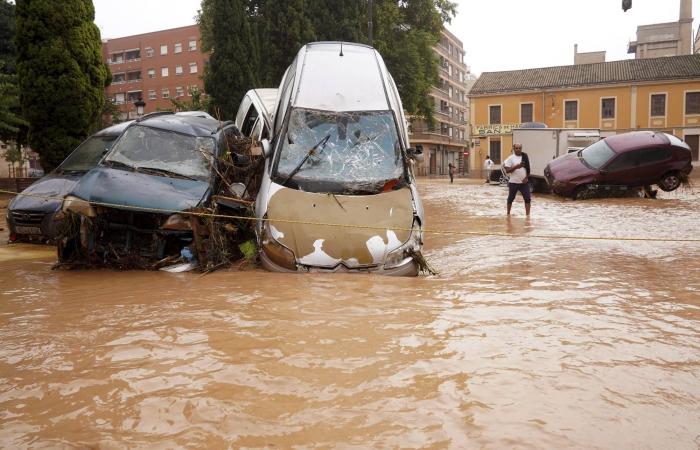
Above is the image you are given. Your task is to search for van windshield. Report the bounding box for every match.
[273,109,405,194]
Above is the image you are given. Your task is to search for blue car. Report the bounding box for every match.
[57,112,246,266]
[6,121,131,242]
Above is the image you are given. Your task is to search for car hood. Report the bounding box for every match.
[9,173,83,213]
[266,185,415,268]
[71,167,210,213]
[546,152,597,181]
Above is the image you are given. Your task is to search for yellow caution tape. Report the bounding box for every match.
[2,189,700,243]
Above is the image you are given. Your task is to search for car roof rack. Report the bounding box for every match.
[136,111,175,123]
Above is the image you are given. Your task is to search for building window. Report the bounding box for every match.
[176,86,185,98]
[160,44,168,55]
[685,92,700,115]
[174,43,182,54]
[125,49,140,61]
[565,100,578,121]
[161,67,169,77]
[601,98,615,119]
[189,40,197,51]
[112,73,126,84]
[175,65,183,75]
[162,88,170,99]
[110,53,124,64]
[115,93,125,105]
[145,47,154,58]
[651,94,666,117]
[148,90,156,100]
[489,105,501,124]
[147,68,155,79]
[489,140,501,164]
[685,135,699,161]
[520,103,533,123]
[189,62,198,74]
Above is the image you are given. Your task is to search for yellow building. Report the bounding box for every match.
[468,55,700,173]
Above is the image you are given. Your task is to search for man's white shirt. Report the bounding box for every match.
[504,154,527,184]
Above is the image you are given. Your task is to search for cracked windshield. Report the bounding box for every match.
[275,109,404,193]
[106,126,215,180]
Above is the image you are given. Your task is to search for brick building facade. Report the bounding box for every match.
[101,25,206,118]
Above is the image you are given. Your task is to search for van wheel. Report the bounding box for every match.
[658,171,681,192]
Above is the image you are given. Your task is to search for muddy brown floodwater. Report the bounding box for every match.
[1,180,700,449]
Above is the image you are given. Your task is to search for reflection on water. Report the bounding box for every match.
[1,180,699,448]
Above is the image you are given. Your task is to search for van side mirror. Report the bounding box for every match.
[261,139,271,158]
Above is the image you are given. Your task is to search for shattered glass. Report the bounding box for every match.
[274,109,404,193]
[59,136,118,172]
[106,125,216,180]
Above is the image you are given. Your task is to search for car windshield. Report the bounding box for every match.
[580,139,616,170]
[105,125,216,180]
[273,109,405,194]
[58,135,117,172]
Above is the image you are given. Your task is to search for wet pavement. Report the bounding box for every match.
[1,179,699,449]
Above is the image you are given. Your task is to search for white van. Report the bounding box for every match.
[235,88,278,142]
[254,42,425,276]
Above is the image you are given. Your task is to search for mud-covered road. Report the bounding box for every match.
[1,179,699,449]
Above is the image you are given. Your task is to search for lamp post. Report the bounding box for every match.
[134,97,146,118]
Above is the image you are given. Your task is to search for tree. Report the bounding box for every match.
[257,0,316,85]
[202,0,259,120]
[15,0,110,172]
[198,0,456,123]
[0,1,25,143]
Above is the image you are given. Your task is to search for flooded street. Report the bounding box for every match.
[1,179,699,449]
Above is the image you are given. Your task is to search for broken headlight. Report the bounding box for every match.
[261,219,297,271]
[384,220,422,269]
[62,195,96,218]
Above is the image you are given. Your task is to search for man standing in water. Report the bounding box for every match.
[484,155,494,183]
[503,143,531,215]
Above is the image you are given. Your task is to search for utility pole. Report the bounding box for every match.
[368,0,373,46]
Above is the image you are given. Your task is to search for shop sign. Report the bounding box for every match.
[474,123,522,136]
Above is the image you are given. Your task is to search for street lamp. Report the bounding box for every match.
[134,97,146,118]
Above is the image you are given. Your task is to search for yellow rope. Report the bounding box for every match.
[3,189,700,243]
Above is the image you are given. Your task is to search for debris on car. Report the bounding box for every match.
[56,112,265,273]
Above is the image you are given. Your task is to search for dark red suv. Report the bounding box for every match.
[545,131,693,199]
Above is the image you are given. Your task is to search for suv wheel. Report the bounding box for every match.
[658,172,681,192]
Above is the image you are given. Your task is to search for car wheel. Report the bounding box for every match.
[572,184,595,200]
[658,171,681,192]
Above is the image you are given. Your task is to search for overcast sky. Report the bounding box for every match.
[93,0,699,76]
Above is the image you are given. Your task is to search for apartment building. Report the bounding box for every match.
[410,29,473,176]
[101,25,206,118]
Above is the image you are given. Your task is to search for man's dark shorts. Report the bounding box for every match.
[507,182,531,204]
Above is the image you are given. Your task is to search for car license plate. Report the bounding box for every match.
[15,226,41,235]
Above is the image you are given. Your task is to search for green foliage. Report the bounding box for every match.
[202,0,259,120]
[198,0,455,124]
[15,0,110,172]
[170,86,211,112]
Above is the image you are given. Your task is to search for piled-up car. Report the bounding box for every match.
[57,112,262,271]
[248,42,426,276]
[545,131,693,200]
[6,121,132,242]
